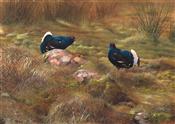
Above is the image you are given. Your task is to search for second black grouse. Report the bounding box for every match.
[108,43,140,69]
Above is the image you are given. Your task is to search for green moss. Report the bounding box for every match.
[157,70,175,81]
[86,80,106,98]
[149,112,172,124]
[16,33,29,40]
[66,82,79,88]
[131,73,156,87]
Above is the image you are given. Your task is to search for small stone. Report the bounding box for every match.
[73,57,81,62]
[1,92,10,97]
[6,32,17,37]
[73,56,85,64]
[60,56,71,64]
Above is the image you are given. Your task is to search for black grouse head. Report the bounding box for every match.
[109,43,116,49]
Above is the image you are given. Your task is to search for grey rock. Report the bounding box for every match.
[134,112,150,124]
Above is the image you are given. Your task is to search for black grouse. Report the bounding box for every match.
[40,32,75,53]
[108,43,140,69]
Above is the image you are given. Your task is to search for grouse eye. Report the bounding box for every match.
[46,46,49,50]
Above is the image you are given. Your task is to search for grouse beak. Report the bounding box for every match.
[109,43,116,48]
[137,57,140,67]
[70,36,75,42]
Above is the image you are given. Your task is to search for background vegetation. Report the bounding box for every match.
[0,0,119,24]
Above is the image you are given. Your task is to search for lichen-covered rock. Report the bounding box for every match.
[133,112,150,124]
[44,49,85,66]
[73,69,98,83]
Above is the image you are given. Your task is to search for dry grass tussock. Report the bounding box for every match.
[86,72,139,106]
[0,46,47,93]
[47,94,132,124]
[132,2,173,41]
